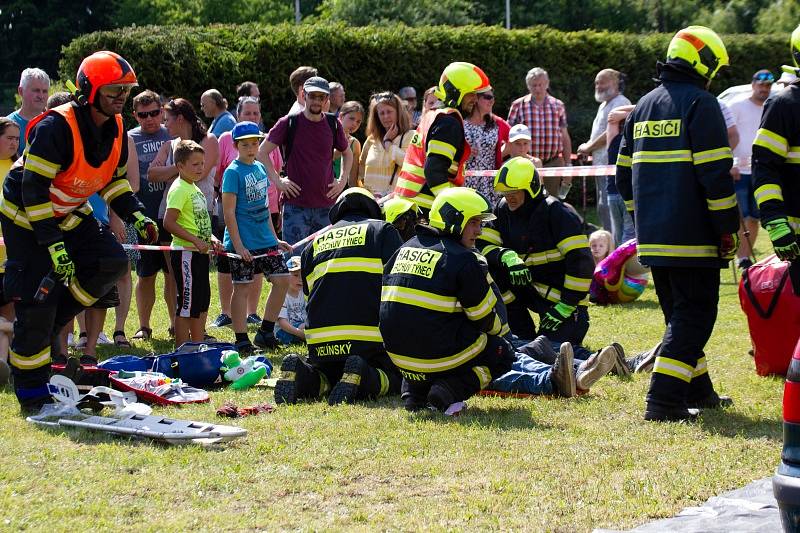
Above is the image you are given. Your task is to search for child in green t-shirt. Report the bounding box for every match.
[163,140,221,346]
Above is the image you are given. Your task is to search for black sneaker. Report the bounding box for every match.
[274,354,301,405]
[210,313,233,328]
[609,342,631,378]
[247,313,262,325]
[625,342,662,374]
[253,328,278,349]
[644,404,700,422]
[687,392,734,410]
[234,339,255,356]
[550,342,576,398]
[328,355,368,405]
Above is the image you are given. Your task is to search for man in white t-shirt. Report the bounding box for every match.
[577,69,630,231]
[727,69,775,269]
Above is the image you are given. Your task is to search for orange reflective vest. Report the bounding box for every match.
[26,103,124,217]
[394,108,470,209]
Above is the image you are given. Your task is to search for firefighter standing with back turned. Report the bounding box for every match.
[615,26,739,422]
[394,61,491,213]
[752,24,800,293]
[1,51,158,412]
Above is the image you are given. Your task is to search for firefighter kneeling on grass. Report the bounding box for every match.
[274,188,404,405]
[380,187,515,414]
[1,51,159,412]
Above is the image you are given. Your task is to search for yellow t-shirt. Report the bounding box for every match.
[0,159,12,273]
[165,177,212,249]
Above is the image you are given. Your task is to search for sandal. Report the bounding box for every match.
[113,330,131,347]
[131,327,152,341]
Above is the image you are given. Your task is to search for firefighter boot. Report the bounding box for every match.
[686,356,733,409]
[328,355,368,405]
[644,363,699,422]
[274,354,324,405]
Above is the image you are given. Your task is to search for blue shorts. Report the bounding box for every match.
[734,173,759,219]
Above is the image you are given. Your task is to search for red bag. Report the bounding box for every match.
[739,255,800,376]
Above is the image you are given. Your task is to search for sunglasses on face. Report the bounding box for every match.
[754,72,775,83]
[136,109,162,119]
[100,85,133,98]
[480,93,495,100]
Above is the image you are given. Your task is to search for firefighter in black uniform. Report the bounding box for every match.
[615,26,739,421]
[752,25,800,290]
[1,51,158,411]
[393,62,492,213]
[382,197,420,242]
[478,157,595,345]
[380,187,514,413]
[274,187,404,405]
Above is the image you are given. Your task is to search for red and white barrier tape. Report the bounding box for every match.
[463,165,616,178]
[121,244,279,260]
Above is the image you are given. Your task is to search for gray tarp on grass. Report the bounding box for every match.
[594,477,781,533]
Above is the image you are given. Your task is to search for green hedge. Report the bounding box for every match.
[61,23,790,144]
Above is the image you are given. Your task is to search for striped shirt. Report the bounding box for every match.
[508,94,567,161]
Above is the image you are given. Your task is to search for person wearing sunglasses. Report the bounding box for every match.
[463,89,510,207]
[727,69,775,270]
[0,51,159,413]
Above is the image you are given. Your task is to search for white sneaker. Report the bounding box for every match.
[96,332,113,345]
[576,346,617,391]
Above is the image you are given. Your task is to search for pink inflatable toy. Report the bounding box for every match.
[590,239,649,305]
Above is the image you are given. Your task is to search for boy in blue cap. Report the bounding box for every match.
[222,122,292,353]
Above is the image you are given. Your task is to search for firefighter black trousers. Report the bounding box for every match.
[647,266,721,408]
[1,214,129,406]
[295,348,401,401]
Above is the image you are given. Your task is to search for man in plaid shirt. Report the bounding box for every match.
[508,68,573,197]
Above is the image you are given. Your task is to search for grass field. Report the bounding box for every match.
[0,235,785,532]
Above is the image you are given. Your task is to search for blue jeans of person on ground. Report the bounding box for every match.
[275,319,305,345]
[608,192,635,246]
[282,204,331,251]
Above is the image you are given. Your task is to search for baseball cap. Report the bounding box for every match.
[231,121,264,141]
[286,256,302,272]
[752,69,775,84]
[303,76,330,94]
[509,124,532,143]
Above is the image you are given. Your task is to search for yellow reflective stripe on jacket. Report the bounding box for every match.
[306,257,384,291]
[753,128,788,158]
[473,365,492,389]
[692,147,732,165]
[24,153,59,179]
[556,234,589,255]
[411,192,434,210]
[787,148,800,164]
[616,154,632,168]
[487,314,504,336]
[463,287,497,321]
[789,216,800,234]
[693,356,708,378]
[652,355,694,383]
[638,243,718,258]
[430,181,454,196]
[632,149,692,164]
[399,162,425,179]
[9,345,51,370]
[525,248,563,266]
[381,285,461,313]
[101,179,132,203]
[69,278,98,306]
[427,139,457,160]
[706,193,737,211]
[305,324,383,344]
[115,163,128,178]
[481,227,502,246]
[501,290,516,304]
[0,197,33,230]
[25,201,55,222]
[389,333,487,373]
[533,282,589,306]
[563,274,591,292]
[754,184,784,206]
[624,199,634,212]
